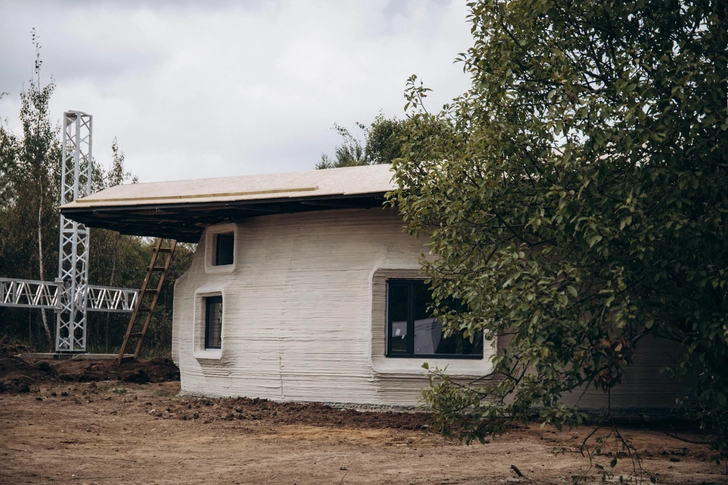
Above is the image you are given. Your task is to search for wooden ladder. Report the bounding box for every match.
[117,238,177,364]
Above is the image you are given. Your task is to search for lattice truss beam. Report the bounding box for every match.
[0,278,138,312]
[85,286,139,312]
[0,278,60,309]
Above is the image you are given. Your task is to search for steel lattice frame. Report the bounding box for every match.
[0,278,139,313]
[55,111,93,352]
[0,278,61,310]
[0,110,140,353]
[84,286,139,312]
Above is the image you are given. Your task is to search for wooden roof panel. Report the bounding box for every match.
[61,165,395,243]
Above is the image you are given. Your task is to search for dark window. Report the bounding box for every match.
[387,280,482,358]
[205,296,222,349]
[215,233,234,266]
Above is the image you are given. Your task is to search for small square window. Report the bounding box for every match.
[215,233,234,266]
[205,296,223,349]
[387,280,482,358]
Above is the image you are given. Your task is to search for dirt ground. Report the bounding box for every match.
[0,339,725,485]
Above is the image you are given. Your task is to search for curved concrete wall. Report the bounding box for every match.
[172,208,495,406]
[171,207,686,410]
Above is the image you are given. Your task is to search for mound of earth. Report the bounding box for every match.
[168,395,432,430]
[0,337,57,392]
[0,336,179,392]
[52,356,180,383]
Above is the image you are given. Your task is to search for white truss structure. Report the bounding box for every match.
[85,285,139,312]
[0,278,138,313]
[0,110,139,354]
[55,111,94,352]
[0,278,60,310]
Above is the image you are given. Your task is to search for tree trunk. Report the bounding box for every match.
[105,241,117,354]
[37,193,53,351]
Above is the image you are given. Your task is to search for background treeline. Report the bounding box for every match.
[315,113,406,169]
[0,41,194,356]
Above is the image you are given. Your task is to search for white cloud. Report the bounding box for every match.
[0,0,472,182]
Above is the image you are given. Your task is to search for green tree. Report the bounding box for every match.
[390,0,728,463]
[0,95,18,209]
[316,114,406,169]
[0,31,61,349]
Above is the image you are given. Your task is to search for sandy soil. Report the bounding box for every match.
[0,340,725,484]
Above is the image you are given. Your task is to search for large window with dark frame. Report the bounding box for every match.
[214,233,234,266]
[205,296,223,349]
[387,279,483,358]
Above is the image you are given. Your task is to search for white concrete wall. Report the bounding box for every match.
[172,208,496,406]
[172,207,686,409]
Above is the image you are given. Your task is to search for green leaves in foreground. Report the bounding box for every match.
[391,0,728,463]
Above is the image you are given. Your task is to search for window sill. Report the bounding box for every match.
[386,353,483,360]
[204,264,235,275]
[371,355,492,378]
[193,349,223,362]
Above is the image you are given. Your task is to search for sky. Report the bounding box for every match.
[0,0,473,183]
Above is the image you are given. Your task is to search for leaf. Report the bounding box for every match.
[586,234,603,247]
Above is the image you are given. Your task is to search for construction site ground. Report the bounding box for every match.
[0,338,725,485]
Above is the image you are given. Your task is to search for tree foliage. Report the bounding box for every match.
[316,114,406,169]
[390,0,728,461]
[0,31,62,348]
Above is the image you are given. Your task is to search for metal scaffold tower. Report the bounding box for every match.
[56,111,93,352]
[0,111,139,354]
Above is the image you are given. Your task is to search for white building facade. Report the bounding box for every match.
[172,208,495,405]
[63,164,685,409]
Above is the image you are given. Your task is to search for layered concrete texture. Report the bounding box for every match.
[172,208,495,405]
[172,208,685,409]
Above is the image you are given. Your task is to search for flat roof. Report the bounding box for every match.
[61,164,395,243]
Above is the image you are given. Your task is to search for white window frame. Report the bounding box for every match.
[370,267,496,377]
[193,288,225,361]
[204,223,237,274]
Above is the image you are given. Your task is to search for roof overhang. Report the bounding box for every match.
[60,164,395,243]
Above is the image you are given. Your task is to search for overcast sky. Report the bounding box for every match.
[0,0,473,183]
